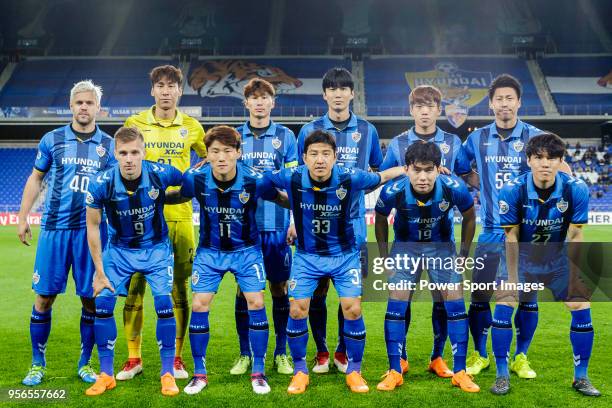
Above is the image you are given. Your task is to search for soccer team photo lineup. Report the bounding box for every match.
[1,1,612,406]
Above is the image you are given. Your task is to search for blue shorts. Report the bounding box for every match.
[289,251,362,300]
[351,218,369,278]
[33,228,96,297]
[472,231,505,284]
[192,246,267,293]
[260,230,292,283]
[102,241,174,297]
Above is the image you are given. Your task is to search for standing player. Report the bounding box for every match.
[84,127,185,396]
[296,67,383,373]
[456,74,551,378]
[491,133,600,397]
[179,126,289,395]
[379,85,466,378]
[230,78,297,376]
[18,80,115,386]
[375,142,478,392]
[118,65,206,380]
[268,130,405,394]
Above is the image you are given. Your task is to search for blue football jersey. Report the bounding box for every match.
[34,125,116,230]
[454,120,542,232]
[376,175,474,242]
[267,164,381,256]
[181,162,278,251]
[499,171,589,243]
[237,120,298,231]
[297,112,383,218]
[379,127,464,172]
[86,161,182,248]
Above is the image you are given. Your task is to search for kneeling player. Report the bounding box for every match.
[267,130,405,394]
[374,142,479,392]
[85,127,186,396]
[179,126,288,395]
[491,132,600,396]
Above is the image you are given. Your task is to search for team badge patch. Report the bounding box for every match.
[36,151,42,160]
[336,186,347,200]
[272,137,282,149]
[499,200,509,215]
[351,132,361,143]
[192,271,199,285]
[148,187,159,200]
[179,127,188,138]
[239,189,250,204]
[556,198,568,213]
[439,142,450,154]
[376,198,385,208]
[85,192,94,205]
[439,199,450,212]
[513,140,524,153]
[288,278,297,291]
[32,271,40,285]
[96,144,106,157]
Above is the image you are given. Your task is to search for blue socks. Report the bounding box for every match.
[287,317,309,374]
[79,307,96,368]
[248,307,269,374]
[431,302,448,360]
[401,302,411,360]
[344,316,366,374]
[384,299,408,372]
[30,306,52,367]
[336,304,346,354]
[491,305,514,377]
[95,296,117,376]
[514,302,539,356]
[309,296,328,353]
[235,295,251,357]
[469,302,492,357]
[570,308,594,380]
[189,311,210,375]
[154,295,176,376]
[445,300,468,373]
[272,295,290,357]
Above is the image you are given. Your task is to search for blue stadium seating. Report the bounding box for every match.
[0,148,37,211]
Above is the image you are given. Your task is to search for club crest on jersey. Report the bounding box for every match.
[439,142,450,154]
[499,200,509,215]
[239,189,250,204]
[85,192,94,205]
[336,186,347,200]
[148,187,159,200]
[96,144,106,157]
[272,137,282,149]
[288,278,297,291]
[513,140,524,152]
[32,271,40,285]
[192,271,199,285]
[556,198,568,213]
[376,198,385,208]
[179,127,188,138]
[351,131,361,143]
[439,199,450,212]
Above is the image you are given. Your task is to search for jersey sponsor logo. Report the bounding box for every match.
[484,156,522,164]
[144,142,185,150]
[61,157,102,167]
[439,141,450,154]
[439,199,450,212]
[179,127,188,138]
[85,192,95,205]
[32,271,40,284]
[556,198,568,213]
[272,137,282,149]
[148,187,159,200]
[242,151,277,161]
[513,140,524,152]
[351,131,361,143]
[116,203,155,217]
[239,189,250,204]
[499,200,509,214]
[299,203,342,211]
[96,144,106,157]
[336,186,347,200]
[523,217,563,227]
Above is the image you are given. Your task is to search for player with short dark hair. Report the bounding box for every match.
[491,132,600,397]
[84,126,186,396]
[375,142,478,392]
[18,80,115,387]
[229,78,298,376]
[268,130,405,394]
[296,67,383,374]
[380,84,467,377]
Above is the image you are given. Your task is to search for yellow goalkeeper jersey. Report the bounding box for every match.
[124,106,207,221]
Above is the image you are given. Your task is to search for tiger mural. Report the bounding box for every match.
[188,60,304,98]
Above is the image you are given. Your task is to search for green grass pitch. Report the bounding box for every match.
[0,225,610,407]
